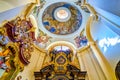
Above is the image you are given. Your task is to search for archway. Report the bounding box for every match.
[34,41,87,80]
[46,41,77,55]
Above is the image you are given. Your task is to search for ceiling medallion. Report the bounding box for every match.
[42,2,82,35]
[54,7,71,22]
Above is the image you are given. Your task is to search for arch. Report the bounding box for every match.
[46,41,77,55]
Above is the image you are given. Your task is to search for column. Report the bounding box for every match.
[77,53,86,71]
[33,44,47,71]
[89,42,117,80]
[77,46,101,80]
[88,48,106,80]
[85,13,117,80]
[35,52,46,71]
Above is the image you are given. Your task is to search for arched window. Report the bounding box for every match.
[50,45,72,54]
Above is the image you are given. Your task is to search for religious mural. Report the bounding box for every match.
[35,30,52,48]
[42,2,82,35]
[32,6,53,49]
[74,30,88,48]
[74,36,88,48]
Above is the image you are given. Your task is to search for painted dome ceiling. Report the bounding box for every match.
[42,2,82,35]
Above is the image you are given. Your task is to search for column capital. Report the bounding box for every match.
[88,41,96,45]
[77,45,90,53]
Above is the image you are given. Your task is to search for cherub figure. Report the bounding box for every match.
[36,30,51,48]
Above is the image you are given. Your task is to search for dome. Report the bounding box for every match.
[41,2,82,35]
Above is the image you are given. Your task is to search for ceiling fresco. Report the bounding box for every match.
[35,30,52,48]
[42,2,82,35]
[0,0,90,79]
[74,30,88,48]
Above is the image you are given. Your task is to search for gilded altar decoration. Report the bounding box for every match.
[0,49,10,71]
[4,17,35,65]
[0,41,24,80]
[0,28,11,74]
[0,15,37,79]
[34,45,87,80]
[56,55,66,65]
[42,2,82,35]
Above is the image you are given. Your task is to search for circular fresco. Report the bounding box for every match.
[42,2,82,35]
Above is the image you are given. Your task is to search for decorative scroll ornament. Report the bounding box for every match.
[3,17,36,65]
